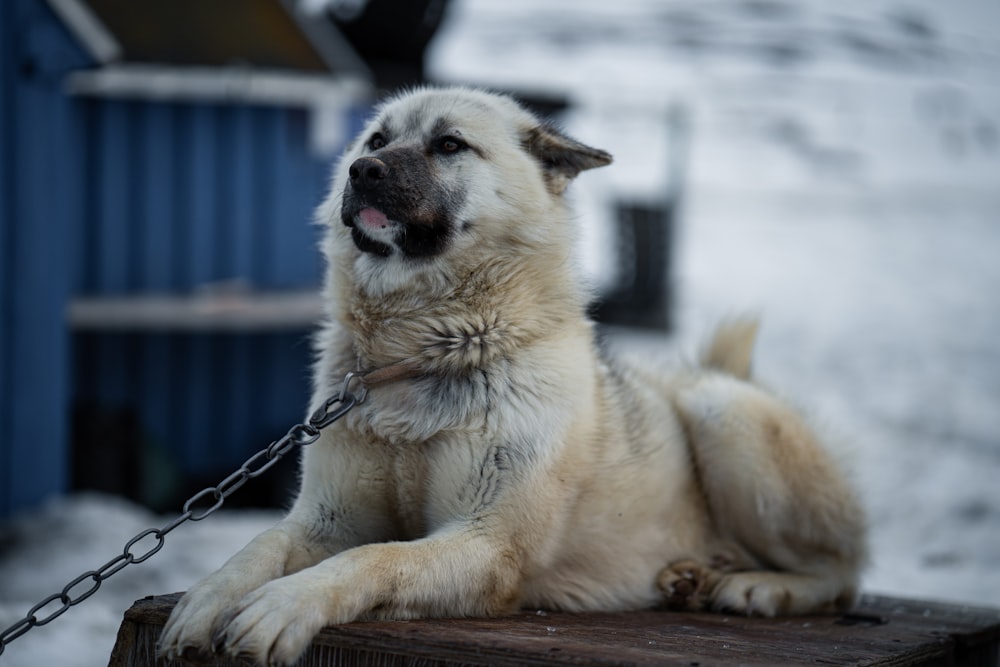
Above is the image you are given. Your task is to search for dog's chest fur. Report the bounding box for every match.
[325,278,575,541]
[378,436,430,540]
[331,403,525,542]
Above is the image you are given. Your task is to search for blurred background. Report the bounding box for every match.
[1,0,998,664]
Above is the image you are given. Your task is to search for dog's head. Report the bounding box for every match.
[323,87,612,270]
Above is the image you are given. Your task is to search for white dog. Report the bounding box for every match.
[160,87,867,666]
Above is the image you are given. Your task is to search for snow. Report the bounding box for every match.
[2,1,999,665]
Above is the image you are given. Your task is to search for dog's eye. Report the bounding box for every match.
[367,133,387,151]
[435,136,467,155]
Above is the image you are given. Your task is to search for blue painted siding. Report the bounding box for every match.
[0,0,91,517]
[0,0,13,517]
[70,100,347,502]
[1,3,370,516]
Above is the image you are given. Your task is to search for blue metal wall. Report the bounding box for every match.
[1,0,91,517]
[1,2,365,516]
[71,100,336,503]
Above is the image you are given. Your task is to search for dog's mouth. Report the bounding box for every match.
[355,207,394,231]
[342,200,456,260]
[342,203,400,258]
[343,204,397,231]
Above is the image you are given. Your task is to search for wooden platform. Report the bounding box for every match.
[109,592,1000,667]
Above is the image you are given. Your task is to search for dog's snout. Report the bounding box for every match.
[349,157,389,191]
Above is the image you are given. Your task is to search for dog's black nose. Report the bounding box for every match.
[349,157,389,191]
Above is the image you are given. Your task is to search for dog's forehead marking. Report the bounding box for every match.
[380,95,512,142]
[384,113,462,141]
[435,116,463,136]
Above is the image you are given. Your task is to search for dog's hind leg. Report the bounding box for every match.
[670,330,867,615]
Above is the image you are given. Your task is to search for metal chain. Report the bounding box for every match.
[0,380,362,657]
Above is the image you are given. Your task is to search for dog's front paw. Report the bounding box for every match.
[213,576,339,666]
[159,578,247,661]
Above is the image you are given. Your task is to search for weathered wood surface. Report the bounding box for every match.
[109,592,1000,667]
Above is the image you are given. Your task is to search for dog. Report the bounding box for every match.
[160,87,867,665]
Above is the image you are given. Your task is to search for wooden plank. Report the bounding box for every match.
[111,593,1000,667]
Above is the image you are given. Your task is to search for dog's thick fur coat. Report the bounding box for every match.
[160,88,867,665]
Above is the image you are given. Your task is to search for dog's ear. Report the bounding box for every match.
[522,124,612,195]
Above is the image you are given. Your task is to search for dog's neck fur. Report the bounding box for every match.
[323,222,587,379]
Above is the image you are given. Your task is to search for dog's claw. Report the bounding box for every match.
[210,626,232,655]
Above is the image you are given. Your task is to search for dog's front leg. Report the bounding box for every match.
[213,524,521,666]
[159,518,327,661]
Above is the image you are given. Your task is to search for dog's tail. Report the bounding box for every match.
[700,317,759,381]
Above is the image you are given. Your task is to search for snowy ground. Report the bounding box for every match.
[2,1,999,665]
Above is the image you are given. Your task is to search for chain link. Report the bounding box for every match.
[0,384,361,657]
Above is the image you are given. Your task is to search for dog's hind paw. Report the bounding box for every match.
[656,559,722,611]
[709,571,852,616]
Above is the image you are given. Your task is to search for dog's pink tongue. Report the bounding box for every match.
[359,208,389,229]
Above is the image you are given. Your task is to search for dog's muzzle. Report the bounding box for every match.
[349,157,389,192]
[340,150,457,259]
